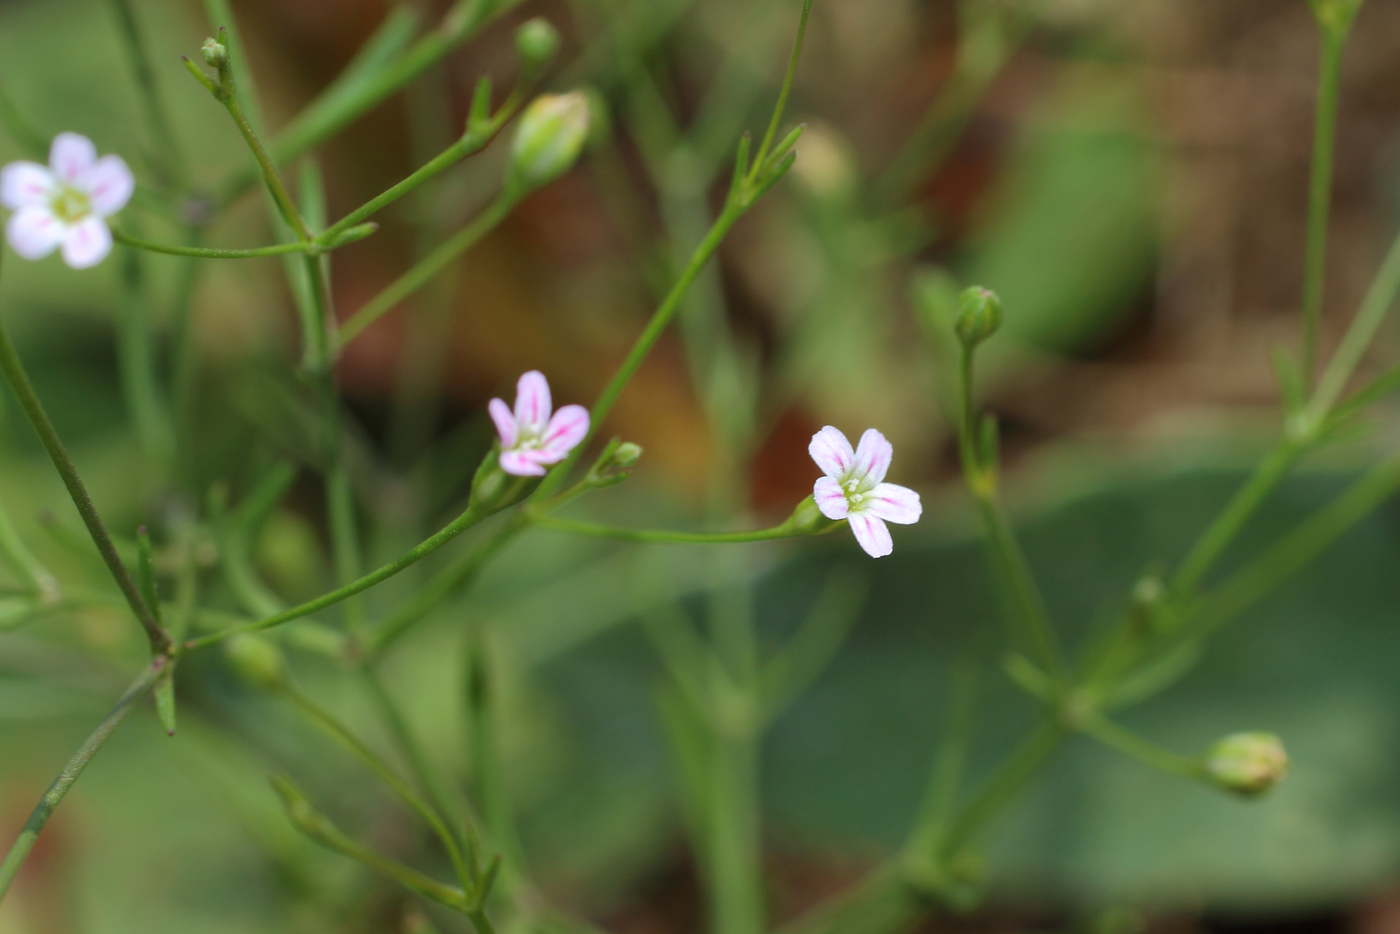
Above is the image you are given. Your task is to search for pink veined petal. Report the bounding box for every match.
[6,208,65,260]
[809,426,854,479]
[499,448,548,477]
[1,162,55,210]
[852,428,893,485]
[538,404,590,459]
[79,155,134,217]
[489,398,519,448]
[60,216,112,269]
[813,476,850,520]
[514,370,552,434]
[866,483,922,525]
[49,133,96,184]
[848,512,893,558]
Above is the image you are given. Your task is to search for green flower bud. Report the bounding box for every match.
[612,442,643,469]
[955,286,1003,350]
[508,92,591,192]
[468,445,535,515]
[785,495,841,536]
[224,634,287,692]
[201,38,229,70]
[515,18,561,73]
[1206,732,1289,796]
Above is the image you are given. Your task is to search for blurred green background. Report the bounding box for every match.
[4,0,1400,932]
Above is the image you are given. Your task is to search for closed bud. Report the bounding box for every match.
[508,92,591,192]
[612,442,643,469]
[1206,731,1289,796]
[515,18,561,73]
[201,38,229,70]
[224,633,287,691]
[785,495,841,536]
[469,445,534,515]
[955,287,1002,350]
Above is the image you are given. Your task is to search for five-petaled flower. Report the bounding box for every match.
[2,133,133,269]
[810,426,922,558]
[490,371,590,476]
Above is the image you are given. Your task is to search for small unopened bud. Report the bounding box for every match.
[508,92,591,192]
[1206,732,1289,796]
[785,495,841,536]
[515,18,561,73]
[224,633,287,691]
[955,287,1002,350]
[469,446,534,515]
[612,442,642,469]
[201,38,228,70]
[584,439,641,489]
[270,774,326,836]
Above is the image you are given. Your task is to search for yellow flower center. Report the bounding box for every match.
[50,184,92,223]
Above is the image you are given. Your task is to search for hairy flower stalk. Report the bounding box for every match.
[810,427,923,558]
[2,133,133,268]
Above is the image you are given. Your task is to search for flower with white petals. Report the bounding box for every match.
[2,133,133,269]
[810,426,922,558]
[489,371,590,476]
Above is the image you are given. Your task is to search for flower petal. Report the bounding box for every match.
[49,133,96,184]
[60,216,112,269]
[514,370,552,434]
[814,476,849,520]
[852,429,893,485]
[867,483,922,525]
[848,512,893,558]
[1,162,55,210]
[489,398,519,448]
[6,208,65,260]
[538,404,589,460]
[809,426,854,479]
[79,155,134,216]
[500,448,548,477]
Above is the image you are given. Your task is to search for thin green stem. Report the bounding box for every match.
[532,201,746,501]
[532,515,800,544]
[1300,27,1346,385]
[1187,451,1400,644]
[284,684,475,895]
[0,79,46,158]
[108,0,186,187]
[317,90,525,246]
[115,246,174,468]
[747,0,813,182]
[708,730,764,934]
[1308,222,1400,418]
[957,345,1063,679]
[272,774,470,911]
[0,660,164,904]
[111,229,317,259]
[464,631,524,876]
[369,516,527,655]
[184,505,486,651]
[0,266,170,654]
[1078,712,1204,782]
[0,496,58,601]
[222,89,313,242]
[1170,440,1301,597]
[938,718,1066,858]
[338,191,520,348]
[213,0,523,208]
[362,663,480,878]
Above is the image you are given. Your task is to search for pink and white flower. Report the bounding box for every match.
[489,371,590,476]
[2,133,133,269]
[810,426,922,558]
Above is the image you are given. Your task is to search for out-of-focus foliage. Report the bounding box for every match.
[4,0,1400,931]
